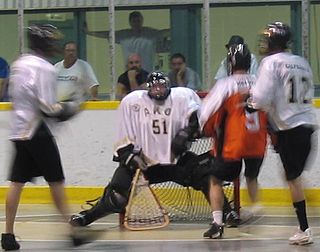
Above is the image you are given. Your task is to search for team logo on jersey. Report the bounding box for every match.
[130,104,140,112]
[144,107,172,117]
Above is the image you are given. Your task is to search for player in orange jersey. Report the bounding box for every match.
[199,43,268,239]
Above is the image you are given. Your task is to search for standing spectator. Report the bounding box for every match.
[213,35,258,85]
[0,57,10,101]
[55,41,99,101]
[1,24,81,251]
[84,11,169,72]
[117,53,149,100]
[168,53,201,91]
[249,22,317,245]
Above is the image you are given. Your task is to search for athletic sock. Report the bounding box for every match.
[293,200,309,231]
[212,211,223,226]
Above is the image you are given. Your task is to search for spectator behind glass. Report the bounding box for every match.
[83,11,169,73]
[117,53,149,100]
[55,41,99,101]
[213,35,259,85]
[168,53,201,91]
[0,57,10,101]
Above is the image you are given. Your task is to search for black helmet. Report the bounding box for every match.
[146,72,171,101]
[227,43,251,74]
[27,24,63,55]
[258,21,291,55]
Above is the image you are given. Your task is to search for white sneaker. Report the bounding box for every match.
[289,227,313,245]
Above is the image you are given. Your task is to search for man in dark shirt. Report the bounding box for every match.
[116,53,149,100]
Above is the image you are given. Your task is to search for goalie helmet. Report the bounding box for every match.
[258,21,292,55]
[146,72,171,101]
[227,43,251,74]
[27,24,63,56]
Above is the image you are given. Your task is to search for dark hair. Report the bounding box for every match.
[170,53,186,63]
[63,41,77,49]
[129,11,143,22]
[225,35,244,49]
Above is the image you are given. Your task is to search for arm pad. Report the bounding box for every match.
[171,111,199,156]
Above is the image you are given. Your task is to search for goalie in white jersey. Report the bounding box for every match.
[249,22,317,245]
[69,72,232,234]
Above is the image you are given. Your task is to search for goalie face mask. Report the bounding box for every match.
[147,72,171,101]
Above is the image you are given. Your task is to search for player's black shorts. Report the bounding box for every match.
[243,158,263,179]
[276,125,314,181]
[9,123,65,183]
[209,158,242,182]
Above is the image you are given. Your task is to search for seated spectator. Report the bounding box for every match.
[168,53,201,91]
[213,35,258,85]
[0,57,10,101]
[116,53,149,100]
[55,41,99,101]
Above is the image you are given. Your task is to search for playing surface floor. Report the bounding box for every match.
[0,205,319,251]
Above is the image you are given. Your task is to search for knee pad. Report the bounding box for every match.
[70,187,128,226]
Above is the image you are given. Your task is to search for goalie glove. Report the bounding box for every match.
[126,154,148,171]
[171,129,191,157]
[56,101,80,122]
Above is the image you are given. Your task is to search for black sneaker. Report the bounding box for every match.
[1,233,20,251]
[203,222,224,239]
[69,211,88,227]
[225,210,240,228]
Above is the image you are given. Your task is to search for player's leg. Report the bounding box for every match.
[70,165,134,226]
[277,126,314,245]
[203,158,242,239]
[244,158,263,208]
[30,128,70,221]
[1,140,34,251]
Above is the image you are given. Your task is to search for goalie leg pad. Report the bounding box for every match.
[70,187,128,226]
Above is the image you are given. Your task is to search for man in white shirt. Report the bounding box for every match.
[84,11,169,73]
[249,22,317,246]
[213,35,258,85]
[55,41,99,101]
[1,24,81,251]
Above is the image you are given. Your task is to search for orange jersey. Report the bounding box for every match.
[199,74,267,161]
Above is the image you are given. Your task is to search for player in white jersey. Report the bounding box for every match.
[69,72,232,235]
[249,22,317,245]
[1,24,84,250]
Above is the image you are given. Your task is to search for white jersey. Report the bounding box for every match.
[199,74,256,130]
[251,52,317,130]
[55,59,99,102]
[114,87,201,165]
[9,54,64,140]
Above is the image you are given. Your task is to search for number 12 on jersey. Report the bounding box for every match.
[287,76,311,104]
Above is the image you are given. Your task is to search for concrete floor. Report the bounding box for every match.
[0,205,319,252]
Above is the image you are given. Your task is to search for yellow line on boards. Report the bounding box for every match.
[0,186,319,206]
[0,101,120,111]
